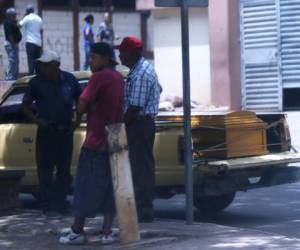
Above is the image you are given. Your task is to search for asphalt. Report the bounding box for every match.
[1,209,300,250]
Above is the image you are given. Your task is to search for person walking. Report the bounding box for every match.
[59,42,124,245]
[116,36,162,222]
[19,5,43,75]
[82,14,94,70]
[3,8,22,80]
[22,50,81,217]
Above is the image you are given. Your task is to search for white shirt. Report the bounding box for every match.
[19,13,43,46]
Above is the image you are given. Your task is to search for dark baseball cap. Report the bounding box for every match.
[90,42,118,65]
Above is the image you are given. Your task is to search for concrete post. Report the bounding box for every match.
[106,123,140,244]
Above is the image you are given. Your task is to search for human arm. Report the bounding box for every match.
[85,26,94,44]
[78,74,101,113]
[22,102,49,127]
[21,81,50,128]
[124,75,150,124]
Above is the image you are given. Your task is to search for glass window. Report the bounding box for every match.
[1,87,27,107]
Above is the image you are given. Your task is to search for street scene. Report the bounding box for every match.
[2,0,300,249]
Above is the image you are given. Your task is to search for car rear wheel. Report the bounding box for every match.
[31,191,42,202]
[193,192,236,215]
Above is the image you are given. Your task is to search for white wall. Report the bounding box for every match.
[43,10,74,71]
[153,8,211,104]
[79,11,141,70]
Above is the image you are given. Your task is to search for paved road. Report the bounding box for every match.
[155,111,300,238]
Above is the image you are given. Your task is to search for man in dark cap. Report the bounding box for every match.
[19,5,43,75]
[3,8,22,80]
[116,36,162,222]
[59,42,124,245]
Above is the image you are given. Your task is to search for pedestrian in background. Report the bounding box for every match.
[22,50,81,218]
[3,8,22,80]
[59,42,124,245]
[97,12,117,65]
[19,4,43,75]
[97,12,115,46]
[116,36,162,223]
[82,14,94,70]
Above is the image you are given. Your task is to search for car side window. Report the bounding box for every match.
[0,86,32,124]
[1,87,26,107]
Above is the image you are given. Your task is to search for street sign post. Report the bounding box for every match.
[155,0,208,7]
[155,0,208,224]
[179,0,194,225]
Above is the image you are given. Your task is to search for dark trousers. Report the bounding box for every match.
[126,117,156,210]
[26,42,41,75]
[36,127,73,211]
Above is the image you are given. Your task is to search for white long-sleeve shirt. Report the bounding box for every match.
[19,13,43,46]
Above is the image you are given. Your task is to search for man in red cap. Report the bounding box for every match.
[116,36,162,222]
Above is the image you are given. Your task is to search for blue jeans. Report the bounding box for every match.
[4,42,19,80]
[83,44,91,70]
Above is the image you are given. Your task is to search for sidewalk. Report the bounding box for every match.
[1,209,300,250]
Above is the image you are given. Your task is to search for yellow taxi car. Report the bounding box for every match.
[3,71,297,215]
[0,71,186,198]
[0,72,91,193]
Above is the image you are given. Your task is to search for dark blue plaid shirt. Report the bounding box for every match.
[124,57,162,116]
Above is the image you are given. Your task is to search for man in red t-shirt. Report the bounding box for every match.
[59,42,124,245]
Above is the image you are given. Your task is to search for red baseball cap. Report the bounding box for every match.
[115,36,143,54]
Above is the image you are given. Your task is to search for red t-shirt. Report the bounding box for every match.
[80,68,124,150]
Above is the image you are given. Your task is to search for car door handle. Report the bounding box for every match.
[22,137,33,143]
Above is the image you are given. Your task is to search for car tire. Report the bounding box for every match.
[193,192,236,216]
[31,191,42,202]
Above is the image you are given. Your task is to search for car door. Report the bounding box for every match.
[0,85,38,187]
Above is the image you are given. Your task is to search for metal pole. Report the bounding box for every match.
[180,0,194,224]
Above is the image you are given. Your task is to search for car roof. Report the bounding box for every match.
[11,69,129,86]
[0,69,129,105]
[13,71,93,86]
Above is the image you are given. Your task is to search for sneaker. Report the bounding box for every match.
[100,232,115,245]
[59,227,87,245]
